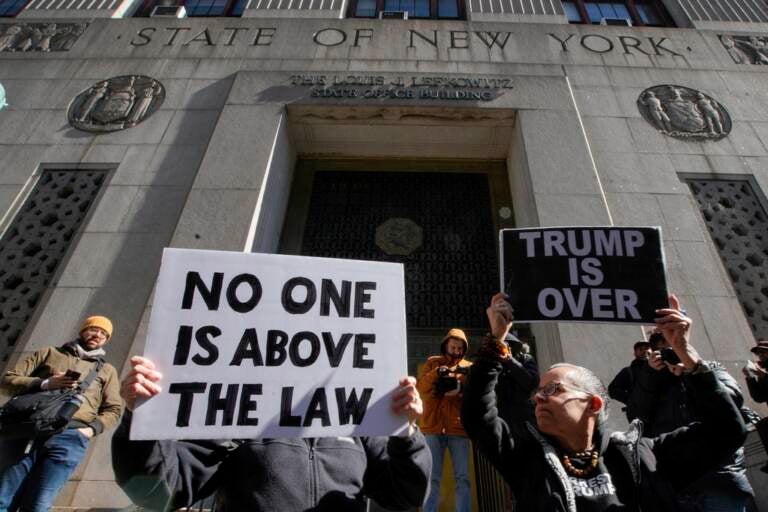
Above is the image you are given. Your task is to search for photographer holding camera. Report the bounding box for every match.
[416,328,472,512]
[630,330,753,510]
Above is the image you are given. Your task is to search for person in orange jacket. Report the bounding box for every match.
[417,328,473,512]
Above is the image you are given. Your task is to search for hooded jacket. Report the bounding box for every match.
[112,411,430,512]
[417,335,471,436]
[1,341,123,434]
[461,357,747,512]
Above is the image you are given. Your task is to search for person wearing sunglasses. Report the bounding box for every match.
[461,293,746,512]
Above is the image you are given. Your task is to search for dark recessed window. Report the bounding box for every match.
[184,0,246,16]
[134,0,246,16]
[564,0,673,26]
[349,0,464,18]
[0,0,28,16]
[562,0,582,21]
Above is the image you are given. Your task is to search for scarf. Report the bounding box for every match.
[64,340,106,361]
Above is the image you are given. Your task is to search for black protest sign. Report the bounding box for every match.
[500,227,668,324]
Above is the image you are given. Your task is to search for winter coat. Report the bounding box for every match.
[607,358,646,421]
[496,353,539,425]
[1,341,123,434]
[417,355,472,436]
[746,374,768,403]
[461,358,747,512]
[630,360,753,497]
[112,411,430,512]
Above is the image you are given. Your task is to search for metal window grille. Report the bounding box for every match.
[0,169,106,363]
[686,177,768,339]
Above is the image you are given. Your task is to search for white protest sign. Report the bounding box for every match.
[131,248,408,440]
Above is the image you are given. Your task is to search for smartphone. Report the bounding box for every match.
[659,347,681,365]
[64,370,81,380]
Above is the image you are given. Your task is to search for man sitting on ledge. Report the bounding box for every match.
[461,293,746,512]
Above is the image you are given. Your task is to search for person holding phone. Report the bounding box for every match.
[629,329,753,510]
[0,316,124,512]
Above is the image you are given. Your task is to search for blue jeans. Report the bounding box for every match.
[0,429,89,512]
[424,434,471,512]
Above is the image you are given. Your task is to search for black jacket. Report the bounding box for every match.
[630,360,752,497]
[496,353,539,425]
[746,374,768,403]
[461,358,746,512]
[112,412,430,512]
[607,358,645,421]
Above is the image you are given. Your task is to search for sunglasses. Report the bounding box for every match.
[531,381,593,400]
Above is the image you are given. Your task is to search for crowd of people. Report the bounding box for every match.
[0,292,766,511]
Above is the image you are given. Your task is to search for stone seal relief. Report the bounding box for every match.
[375,218,423,256]
[719,34,768,65]
[637,85,731,141]
[68,75,165,133]
[0,23,87,52]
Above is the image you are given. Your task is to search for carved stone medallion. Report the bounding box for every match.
[637,85,731,141]
[375,218,423,256]
[0,23,87,52]
[719,34,768,65]
[68,75,165,133]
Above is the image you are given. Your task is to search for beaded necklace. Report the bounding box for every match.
[561,449,599,478]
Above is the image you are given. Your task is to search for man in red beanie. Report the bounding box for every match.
[417,328,473,512]
[0,315,123,512]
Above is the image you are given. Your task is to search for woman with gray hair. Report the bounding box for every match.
[461,293,746,511]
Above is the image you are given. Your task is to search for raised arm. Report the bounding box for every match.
[461,294,522,477]
[651,365,746,490]
[649,296,746,489]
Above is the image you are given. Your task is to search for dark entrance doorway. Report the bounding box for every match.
[279,160,514,375]
[279,159,516,512]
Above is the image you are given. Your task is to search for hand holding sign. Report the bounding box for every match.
[486,293,514,340]
[121,356,163,410]
[391,376,422,424]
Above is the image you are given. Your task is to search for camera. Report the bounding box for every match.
[659,347,681,365]
[433,366,469,396]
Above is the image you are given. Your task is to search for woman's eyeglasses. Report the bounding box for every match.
[531,381,593,400]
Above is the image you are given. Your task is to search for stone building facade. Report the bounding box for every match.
[1,0,768,507]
